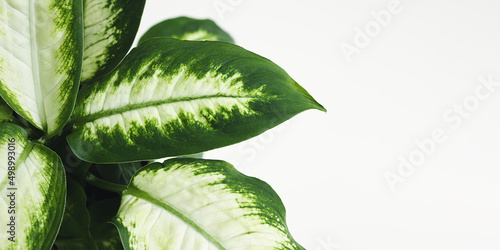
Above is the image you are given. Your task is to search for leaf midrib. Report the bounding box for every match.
[124,186,226,250]
[71,94,271,125]
[29,0,47,130]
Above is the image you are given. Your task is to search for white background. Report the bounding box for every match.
[135,1,500,249]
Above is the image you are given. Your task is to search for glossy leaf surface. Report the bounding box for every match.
[81,0,146,84]
[0,123,66,249]
[113,158,304,249]
[0,0,83,137]
[68,38,325,163]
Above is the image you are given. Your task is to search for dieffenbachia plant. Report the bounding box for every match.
[0,1,325,249]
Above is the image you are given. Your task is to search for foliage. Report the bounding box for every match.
[0,1,324,249]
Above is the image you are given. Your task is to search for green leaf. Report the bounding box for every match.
[178,152,204,159]
[81,0,146,84]
[88,197,124,250]
[113,158,304,249]
[138,16,234,45]
[95,162,145,185]
[0,123,66,249]
[55,176,98,250]
[0,98,13,122]
[0,0,83,137]
[68,38,325,163]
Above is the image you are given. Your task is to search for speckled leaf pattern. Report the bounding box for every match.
[113,158,305,250]
[0,123,66,249]
[81,0,145,84]
[138,16,234,45]
[0,0,83,137]
[68,38,325,163]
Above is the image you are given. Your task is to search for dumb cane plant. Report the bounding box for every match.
[0,1,325,249]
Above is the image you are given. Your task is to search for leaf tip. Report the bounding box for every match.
[291,80,327,113]
[312,98,327,113]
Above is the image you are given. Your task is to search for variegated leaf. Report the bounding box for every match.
[113,158,304,249]
[138,16,234,45]
[0,0,83,137]
[68,38,325,163]
[82,0,146,84]
[0,123,66,249]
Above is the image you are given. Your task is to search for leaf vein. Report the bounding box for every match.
[73,94,270,126]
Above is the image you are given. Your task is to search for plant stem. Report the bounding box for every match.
[84,172,127,193]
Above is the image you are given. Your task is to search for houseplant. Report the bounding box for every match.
[0,1,325,249]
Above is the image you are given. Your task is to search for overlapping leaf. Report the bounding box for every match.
[95,161,145,185]
[138,16,234,44]
[113,158,304,249]
[0,0,83,137]
[0,123,66,249]
[54,176,98,250]
[88,197,124,250]
[68,38,325,163]
[81,0,146,84]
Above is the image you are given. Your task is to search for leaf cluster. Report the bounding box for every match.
[0,2,324,249]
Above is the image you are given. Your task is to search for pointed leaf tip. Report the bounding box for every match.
[68,38,324,163]
[0,0,83,137]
